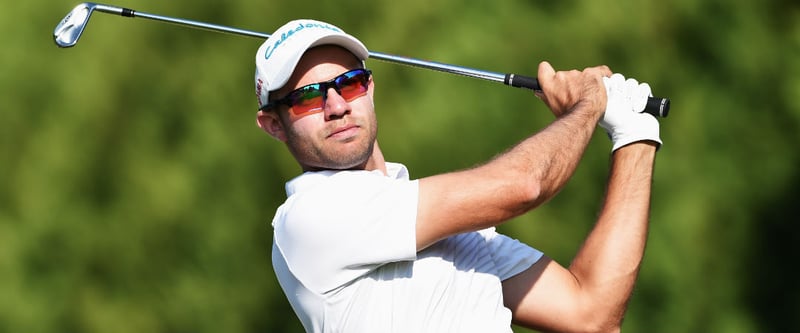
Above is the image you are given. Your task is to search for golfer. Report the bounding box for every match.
[255,19,661,333]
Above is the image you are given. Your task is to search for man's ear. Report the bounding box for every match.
[256,110,287,142]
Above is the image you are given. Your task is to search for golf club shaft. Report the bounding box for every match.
[58,3,670,117]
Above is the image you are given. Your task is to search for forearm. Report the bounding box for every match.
[474,61,610,216]
[489,104,601,210]
[416,62,611,249]
[568,142,657,327]
[416,105,601,249]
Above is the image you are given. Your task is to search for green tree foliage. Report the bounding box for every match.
[1,0,797,332]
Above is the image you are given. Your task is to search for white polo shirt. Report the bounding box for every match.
[271,162,543,332]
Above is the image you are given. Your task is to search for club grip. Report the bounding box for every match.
[504,74,670,118]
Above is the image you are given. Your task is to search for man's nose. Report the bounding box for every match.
[323,87,349,120]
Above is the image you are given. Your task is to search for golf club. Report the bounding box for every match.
[54,2,670,117]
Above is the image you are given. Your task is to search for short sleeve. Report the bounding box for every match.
[477,228,544,281]
[273,171,419,294]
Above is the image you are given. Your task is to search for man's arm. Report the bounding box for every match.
[415,62,611,250]
[502,142,657,333]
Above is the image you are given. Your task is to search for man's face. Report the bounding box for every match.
[262,45,378,171]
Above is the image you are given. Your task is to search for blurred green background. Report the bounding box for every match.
[2,0,798,332]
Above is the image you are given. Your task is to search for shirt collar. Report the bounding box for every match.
[284,162,409,197]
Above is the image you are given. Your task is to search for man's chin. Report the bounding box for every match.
[322,145,374,170]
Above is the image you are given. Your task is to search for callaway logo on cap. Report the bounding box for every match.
[254,19,369,110]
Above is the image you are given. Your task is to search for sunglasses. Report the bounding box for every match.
[261,68,372,118]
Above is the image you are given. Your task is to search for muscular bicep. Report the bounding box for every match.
[415,169,541,250]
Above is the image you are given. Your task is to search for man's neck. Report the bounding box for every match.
[362,141,387,175]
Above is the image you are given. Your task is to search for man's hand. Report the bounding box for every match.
[599,74,662,152]
[536,61,611,118]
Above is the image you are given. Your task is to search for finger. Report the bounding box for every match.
[537,61,556,83]
[585,64,613,78]
[609,73,626,83]
[605,73,625,96]
[538,61,555,76]
[624,78,639,91]
[623,78,639,107]
[641,82,653,97]
[536,61,556,99]
[632,82,652,112]
[598,65,613,77]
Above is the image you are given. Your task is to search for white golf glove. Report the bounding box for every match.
[599,74,662,152]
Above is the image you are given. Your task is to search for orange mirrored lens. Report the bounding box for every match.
[284,69,371,117]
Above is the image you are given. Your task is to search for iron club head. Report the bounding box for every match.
[54,3,97,47]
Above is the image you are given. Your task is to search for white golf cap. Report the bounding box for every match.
[254,19,369,110]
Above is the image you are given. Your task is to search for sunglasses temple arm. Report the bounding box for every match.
[368,51,669,118]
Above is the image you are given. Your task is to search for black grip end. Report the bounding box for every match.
[121,8,135,17]
[504,74,541,91]
[644,97,670,118]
